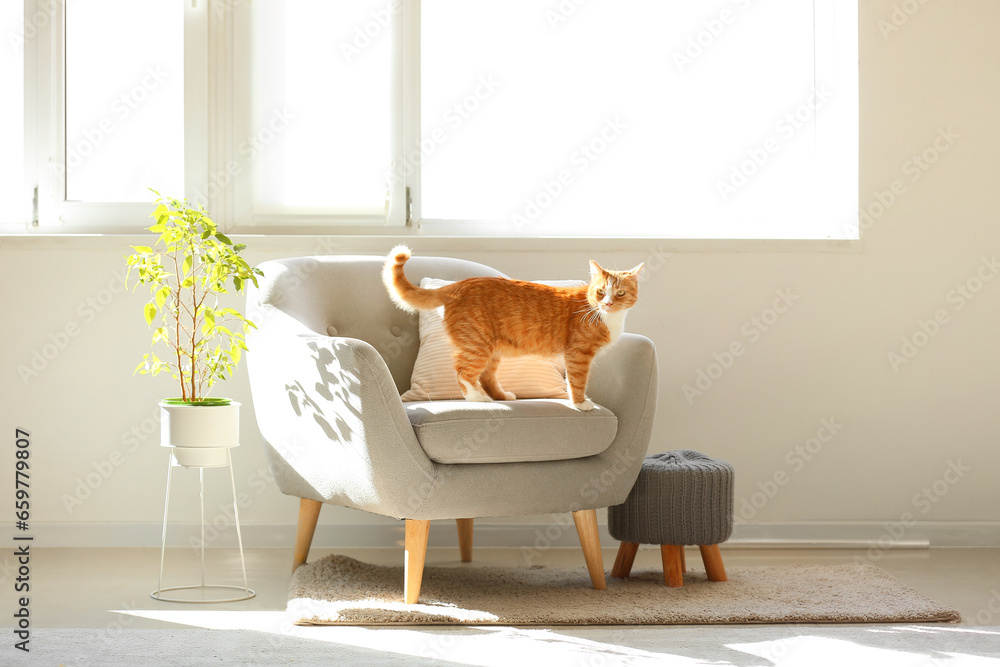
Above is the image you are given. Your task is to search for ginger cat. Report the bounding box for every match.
[383,246,643,411]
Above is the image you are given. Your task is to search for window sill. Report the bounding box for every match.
[0,231,863,254]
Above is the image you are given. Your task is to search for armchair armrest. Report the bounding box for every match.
[589,333,658,414]
[586,333,659,503]
[247,305,435,517]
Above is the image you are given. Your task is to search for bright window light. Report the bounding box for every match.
[251,0,392,214]
[421,0,856,239]
[1,2,26,223]
[64,0,184,203]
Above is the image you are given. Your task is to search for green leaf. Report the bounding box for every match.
[182,253,193,276]
[155,286,170,309]
[215,232,233,245]
[144,303,157,326]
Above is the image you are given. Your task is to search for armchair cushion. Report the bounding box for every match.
[399,278,581,402]
[405,399,618,464]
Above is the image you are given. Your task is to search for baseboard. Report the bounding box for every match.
[30,520,1000,549]
[729,521,1000,548]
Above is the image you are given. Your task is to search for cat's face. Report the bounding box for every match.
[587,261,643,314]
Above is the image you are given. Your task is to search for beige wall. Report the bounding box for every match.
[2,0,998,546]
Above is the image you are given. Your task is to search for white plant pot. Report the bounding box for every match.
[159,400,240,468]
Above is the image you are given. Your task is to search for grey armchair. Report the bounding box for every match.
[246,254,658,603]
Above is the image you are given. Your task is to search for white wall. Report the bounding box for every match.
[2,0,999,548]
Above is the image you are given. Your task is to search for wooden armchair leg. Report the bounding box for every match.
[404,519,431,604]
[456,518,474,562]
[292,498,322,573]
[572,509,607,590]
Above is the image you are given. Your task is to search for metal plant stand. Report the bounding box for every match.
[151,449,255,603]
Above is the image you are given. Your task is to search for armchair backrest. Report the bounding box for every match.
[249,254,505,395]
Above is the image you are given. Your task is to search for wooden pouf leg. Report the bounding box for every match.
[699,544,728,582]
[680,545,687,573]
[611,542,639,578]
[661,545,685,587]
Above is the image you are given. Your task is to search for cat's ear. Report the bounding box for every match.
[626,263,645,279]
[589,260,606,278]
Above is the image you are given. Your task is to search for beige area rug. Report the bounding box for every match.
[287,554,961,626]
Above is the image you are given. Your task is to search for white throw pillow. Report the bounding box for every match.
[399,278,585,402]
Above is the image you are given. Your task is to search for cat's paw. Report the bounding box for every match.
[574,399,595,411]
[460,380,492,402]
[503,391,516,401]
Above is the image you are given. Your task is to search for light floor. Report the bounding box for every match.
[17,546,1000,664]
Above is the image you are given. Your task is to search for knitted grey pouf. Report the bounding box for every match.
[608,450,734,587]
[609,450,734,545]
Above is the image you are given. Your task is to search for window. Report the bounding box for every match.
[64,0,185,203]
[27,0,206,231]
[13,0,857,239]
[248,0,393,220]
[417,0,857,239]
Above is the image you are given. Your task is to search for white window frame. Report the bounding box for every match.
[28,0,209,233]
[221,0,410,234]
[0,0,35,231]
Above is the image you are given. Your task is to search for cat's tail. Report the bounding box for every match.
[383,245,446,312]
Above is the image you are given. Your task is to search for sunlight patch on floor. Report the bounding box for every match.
[113,608,693,665]
[728,634,1000,666]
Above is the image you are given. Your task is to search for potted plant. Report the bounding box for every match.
[125,192,263,467]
